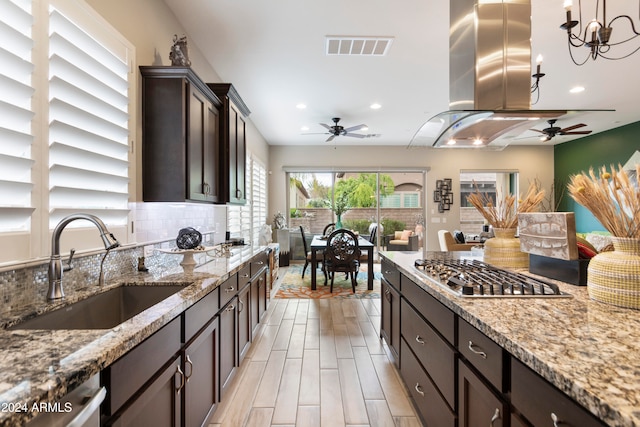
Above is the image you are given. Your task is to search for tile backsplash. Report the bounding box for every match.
[0,202,228,316]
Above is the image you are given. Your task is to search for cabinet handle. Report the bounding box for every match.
[226,304,235,312]
[185,355,193,382]
[258,277,263,288]
[175,365,185,394]
[384,288,391,302]
[415,335,425,345]
[238,299,244,313]
[256,260,264,265]
[203,182,210,195]
[551,413,561,427]
[490,408,501,426]
[468,341,487,359]
[225,286,235,293]
[414,383,424,396]
[236,189,243,199]
[384,270,393,274]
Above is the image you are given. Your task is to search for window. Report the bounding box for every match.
[0,0,134,263]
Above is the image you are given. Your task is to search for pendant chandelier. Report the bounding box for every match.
[560,0,640,65]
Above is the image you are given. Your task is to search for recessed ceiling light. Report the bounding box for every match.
[301,126,309,131]
[296,103,307,109]
[570,86,585,93]
[370,103,382,109]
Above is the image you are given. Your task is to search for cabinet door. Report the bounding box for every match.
[219,297,237,396]
[228,104,246,204]
[188,84,219,202]
[458,360,507,427]
[183,318,218,427]
[380,277,400,362]
[238,284,251,364]
[107,357,182,427]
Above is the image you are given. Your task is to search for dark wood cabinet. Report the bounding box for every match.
[400,339,456,427]
[219,297,238,397]
[140,66,221,203]
[511,358,606,427]
[183,318,218,427]
[459,360,507,427]
[106,357,182,427]
[237,283,251,364]
[380,275,400,363]
[207,83,250,205]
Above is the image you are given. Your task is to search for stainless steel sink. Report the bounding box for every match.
[10,285,185,330]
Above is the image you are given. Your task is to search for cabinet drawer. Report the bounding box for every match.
[400,339,456,427]
[106,316,181,414]
[401,299,455,408]
[219,274,239,307]
[237,264,252,289]
[511,358,606,427]
[381,258,400,289]
[184,287,219,343]
[458,319,504,392]
[401,274,455,345]
[250,253,267,277]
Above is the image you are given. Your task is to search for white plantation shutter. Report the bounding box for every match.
[0,0,35,231]
[47,2,130,227]
[251,156,267,245]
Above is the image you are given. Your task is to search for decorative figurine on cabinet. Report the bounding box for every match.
[169,34,191,66]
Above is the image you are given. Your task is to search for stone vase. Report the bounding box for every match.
[587,237,640,310]
[483,227,529,269]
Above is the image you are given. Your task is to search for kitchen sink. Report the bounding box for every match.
[9,285,185,330]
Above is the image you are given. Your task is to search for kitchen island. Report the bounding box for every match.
[380,251,640,427]
[0,245,268,427]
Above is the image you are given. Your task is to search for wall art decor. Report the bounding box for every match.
[434,178,453,213]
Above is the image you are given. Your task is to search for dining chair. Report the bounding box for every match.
[359,225,376,264]
[323,223,336,236]
[300,226,323,279]
[324,229,361,293]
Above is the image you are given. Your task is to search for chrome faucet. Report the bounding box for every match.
[48,213,120,301]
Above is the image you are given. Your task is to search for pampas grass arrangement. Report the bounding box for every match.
[568,164,640,238]
[467,181,546,229]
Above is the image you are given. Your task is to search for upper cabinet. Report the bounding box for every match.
[208,83,250,205]
[140,66,221,203]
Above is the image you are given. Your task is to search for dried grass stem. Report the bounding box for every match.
[467,182,545,229]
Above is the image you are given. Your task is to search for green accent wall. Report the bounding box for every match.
[554,121,640,233]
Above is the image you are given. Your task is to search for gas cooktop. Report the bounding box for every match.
[413,253,571,298]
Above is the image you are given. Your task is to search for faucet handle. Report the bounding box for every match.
[64,248,76,272]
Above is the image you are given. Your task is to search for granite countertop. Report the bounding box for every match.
[0,245,268,427]
[380,251,640,427]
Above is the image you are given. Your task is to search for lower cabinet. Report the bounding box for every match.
[219,296,238,397]
[238,283,251,364]
[511,358,606,427]
[106,357,182,427]
[256,267,268,325]
[183,318,218,427]
[380,276,400,362]
[458,360,507,427]
[400,339,456,427]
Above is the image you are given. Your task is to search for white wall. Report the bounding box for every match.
[269,145,555,251]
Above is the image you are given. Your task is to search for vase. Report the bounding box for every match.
[483,227,529,269]
[587,237,640,310]
[336,214,343,230]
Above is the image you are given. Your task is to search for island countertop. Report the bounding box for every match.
[380,251,640,427]
[0,245,268,427]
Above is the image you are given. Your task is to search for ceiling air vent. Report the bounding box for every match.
[325,36,394,56]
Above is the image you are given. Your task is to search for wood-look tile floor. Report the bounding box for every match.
[209,267,424,427]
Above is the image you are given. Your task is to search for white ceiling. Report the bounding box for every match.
[163,0,640,147]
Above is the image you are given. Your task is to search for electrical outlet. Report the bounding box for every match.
[143,245,154,257]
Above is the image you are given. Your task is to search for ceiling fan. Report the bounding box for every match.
[310,117,368,142]
[530,119,592,142]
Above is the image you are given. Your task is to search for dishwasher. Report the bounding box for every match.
[26,374,106,427]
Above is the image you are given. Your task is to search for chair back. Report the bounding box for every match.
[325,229,360,266]
[300,226,310,254]
[369,225,377,244]
[323,223,336,236]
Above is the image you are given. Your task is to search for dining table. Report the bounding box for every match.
[310,234,375,290]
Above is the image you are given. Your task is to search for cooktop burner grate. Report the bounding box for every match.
[414,255,571,298]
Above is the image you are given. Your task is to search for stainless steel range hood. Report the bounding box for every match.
[412,0,568,149]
